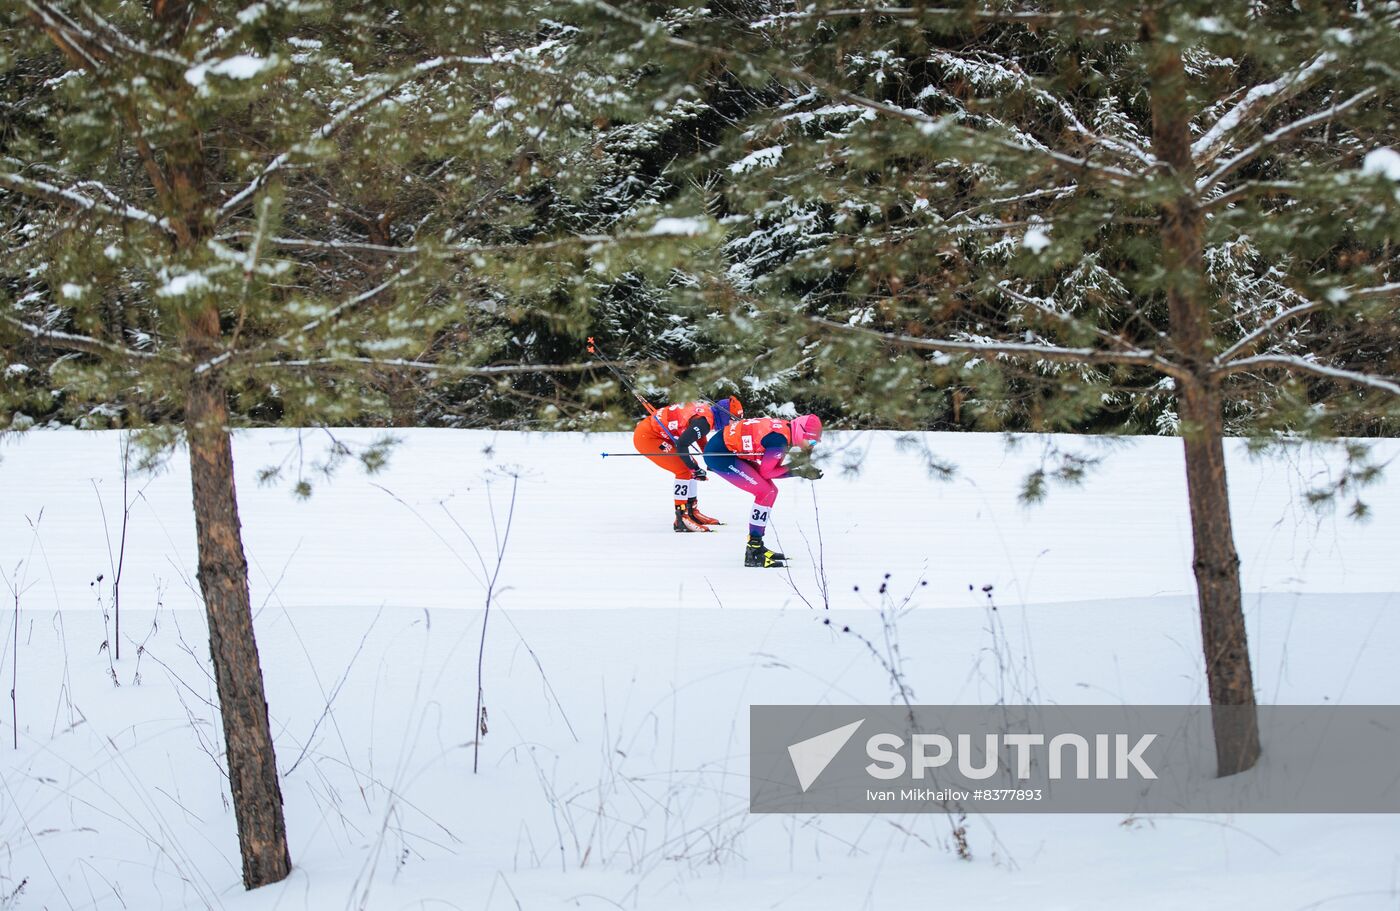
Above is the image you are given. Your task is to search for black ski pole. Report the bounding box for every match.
[588,336,696,458]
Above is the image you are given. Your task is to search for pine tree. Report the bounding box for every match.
[0,0,713,885]
[592,0,1400,775]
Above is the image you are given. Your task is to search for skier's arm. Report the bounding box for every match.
[757,431,791,479]
[670,415,711,473]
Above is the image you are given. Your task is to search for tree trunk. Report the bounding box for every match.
[1176,380,1260,775]
[1146,9,1260,776]
[185,334,292,887]
[384,371,420,428]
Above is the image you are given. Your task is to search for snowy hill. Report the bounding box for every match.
[2,429,1398,910]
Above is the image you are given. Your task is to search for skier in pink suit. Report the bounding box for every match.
[703,413,823,567]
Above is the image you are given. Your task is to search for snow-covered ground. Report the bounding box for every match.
[1,429,1398,910]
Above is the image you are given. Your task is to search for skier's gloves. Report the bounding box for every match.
[785,447,824,479]
[692,467,708,481]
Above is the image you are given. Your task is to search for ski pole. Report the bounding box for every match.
[601,451,743,459]
[587,335,698,457]
[587,336,661,420]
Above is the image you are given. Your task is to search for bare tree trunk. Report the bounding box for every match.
[384,371,420,428]
[1176,380,1260,774]
[1146,9,1260,776]
[186,309,292,886]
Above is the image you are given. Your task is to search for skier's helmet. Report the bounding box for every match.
[791,414,823,447]
[714,394,743,420]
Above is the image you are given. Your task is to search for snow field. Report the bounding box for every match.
[1,428,1398,909]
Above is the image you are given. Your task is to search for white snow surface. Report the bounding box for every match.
[1,428,1398,910]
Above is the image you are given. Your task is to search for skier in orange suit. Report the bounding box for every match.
[633,395,744,532]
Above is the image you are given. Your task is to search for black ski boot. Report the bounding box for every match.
[744,535,785,567]
[675,504,709,533]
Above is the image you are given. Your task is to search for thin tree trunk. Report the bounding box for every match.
[385,371,419,428]
[186,320,292,887]
[1177,380,1260,774]
[1146,8,1260,776]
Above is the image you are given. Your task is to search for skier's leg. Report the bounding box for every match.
[685,436,724,525]
[636,423,707,532]
[742,479,785,567]
[689,434,737,525]
[746,480,778,537]
[706,446,786,567]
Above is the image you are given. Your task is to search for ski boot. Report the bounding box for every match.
[744,535,786,567]
[686,497,723,526]
[675,504,711,533]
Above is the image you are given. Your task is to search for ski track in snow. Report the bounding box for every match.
[2,428,1397,614]
[1,428,1398,910]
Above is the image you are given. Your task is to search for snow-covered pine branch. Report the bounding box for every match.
[1214,279,1400,384]
[941,185,1080,224]
[0,170,173,233]
[1217,354,1400,397]
[930,50,1154,167]
[192,266,418,375]
[22,0,108,69]
[1198,87,1380,191]
[239,357,604,376]
[2,313,170,362]
[217,235,426,257]
[1191,53,1334,168]
[61,0,190,67]
[992,282,1156,362]
[587,0,1140,186]
[749,6,1121,30]
[1349,282,1400,301]
[1215,297,1331,364]
[217,54,501,223]
[218,226,717,261]
[198,218,722,374]
[1199,179,1305,212]
[810,317,1185,375]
